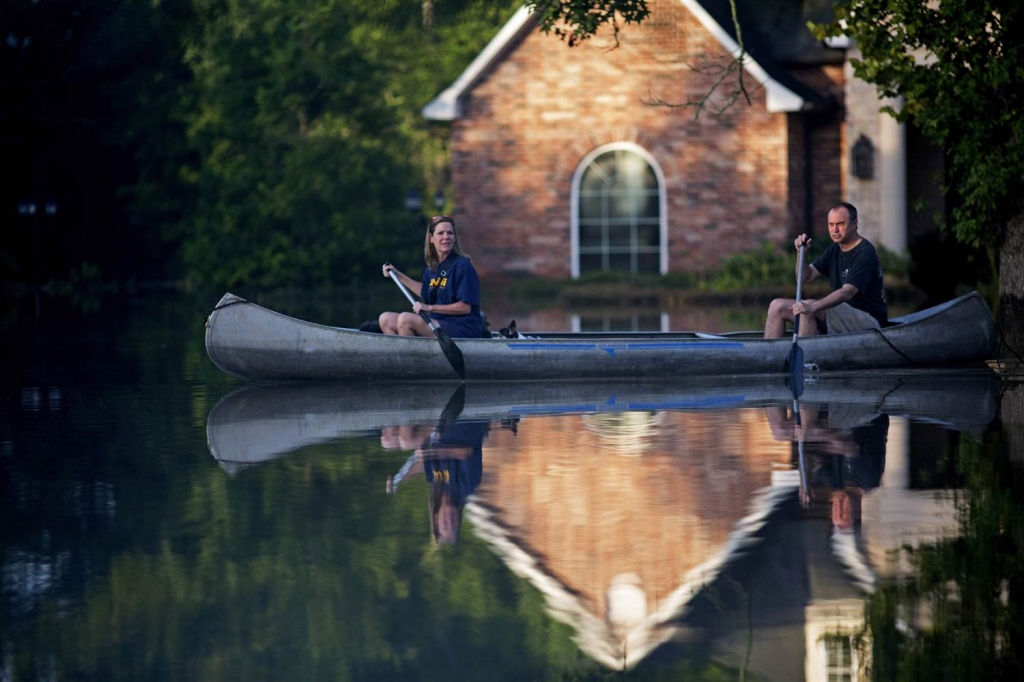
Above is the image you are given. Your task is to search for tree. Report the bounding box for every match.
[174,0,524,291]
[812,0,1024,347]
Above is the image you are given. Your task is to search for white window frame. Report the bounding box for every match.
[570,142,669,279]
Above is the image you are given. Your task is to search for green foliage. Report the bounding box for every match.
[691,242,802,292]
[863,429,1024,679]
[812,1,1024,249]
[41,261,119,314]
[876,245,910,279]
[171,0,523,291]
[527,0,651,46]
[508,243,812,308]
[0,0,521,293]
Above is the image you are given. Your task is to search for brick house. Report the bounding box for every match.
[423,0,929,281]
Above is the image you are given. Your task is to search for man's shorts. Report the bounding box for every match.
[826,303,881,334]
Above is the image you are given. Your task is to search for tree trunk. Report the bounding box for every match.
[999,211,1024,465]
[999,210,1024,357]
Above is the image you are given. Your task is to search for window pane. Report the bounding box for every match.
[579,223,604,247]
[617,152,649,187]
[610,191,639,219]
[580,193,603,219]
[605,317,635,332]
[637,314,661,330]
[637,224,659,247]
[607,224,631,247]
[608,253,631,271]
[580,253,603,272]
[594,153,617,178]
[577,317,607,332]
[638,193,659,218]
[641,165,657,189]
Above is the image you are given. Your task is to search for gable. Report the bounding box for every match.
[423,0,835,120]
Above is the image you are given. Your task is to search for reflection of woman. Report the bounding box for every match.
[384,420,489,545]
[379,215,484,339]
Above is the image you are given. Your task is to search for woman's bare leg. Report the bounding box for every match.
[396,311,432,336]
[379,311,401,335]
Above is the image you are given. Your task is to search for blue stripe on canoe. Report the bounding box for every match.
[511,404,600,414]
[505,395,746,415]
[627,396,746,410]
[627,342,745,349]
[508,341,746,350]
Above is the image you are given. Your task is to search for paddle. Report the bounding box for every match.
[386,385,467,494]
[793,394,811,508]
[784,243,807,395]
[387,268,466,381]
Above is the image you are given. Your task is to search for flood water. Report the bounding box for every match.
[2,293,1023,681]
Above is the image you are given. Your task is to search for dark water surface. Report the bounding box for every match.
[2,295,1022,681]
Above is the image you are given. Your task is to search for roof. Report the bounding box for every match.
[422,0,842,120]
[421,6,537,121]
[464,478,799,670]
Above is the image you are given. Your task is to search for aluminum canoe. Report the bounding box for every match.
[204,291,996,382]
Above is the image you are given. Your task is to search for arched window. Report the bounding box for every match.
[572,144,666,277]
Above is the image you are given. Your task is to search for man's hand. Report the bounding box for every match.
[791,299,816,316]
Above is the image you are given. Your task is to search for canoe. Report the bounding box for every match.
[204,291,996,382]
[206,371,998,473]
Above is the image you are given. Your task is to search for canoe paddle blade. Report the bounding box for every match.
[426,317,466,381]
[785,345,805,397]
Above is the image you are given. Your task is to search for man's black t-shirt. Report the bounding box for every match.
[811,239,888,325]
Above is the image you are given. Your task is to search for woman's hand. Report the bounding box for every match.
[382,262,398,278]
[413,302,429,315]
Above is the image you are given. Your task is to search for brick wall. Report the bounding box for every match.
[449,0,842,279]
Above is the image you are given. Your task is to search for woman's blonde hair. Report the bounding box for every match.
[423,215,470,270]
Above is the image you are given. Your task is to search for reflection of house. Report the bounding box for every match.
[465,409,792,668]
[464,409,973,678]
[425,0,939,279]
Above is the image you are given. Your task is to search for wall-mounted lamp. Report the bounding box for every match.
[404,189,423,212]
[852,134,875,180]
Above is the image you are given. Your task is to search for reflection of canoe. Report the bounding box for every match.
[204,292,996,382]
[206,371,998,472]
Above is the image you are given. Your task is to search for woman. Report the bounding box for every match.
[379,214,484,339]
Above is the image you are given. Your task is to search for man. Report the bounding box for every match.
[765,202,888,338]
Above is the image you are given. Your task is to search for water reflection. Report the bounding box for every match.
[204,371,1001,676]
[382,387,491,545]
[766,402,888,532]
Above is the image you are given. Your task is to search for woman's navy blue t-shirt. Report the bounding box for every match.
[420,254,483,338]
[422,420,488,504]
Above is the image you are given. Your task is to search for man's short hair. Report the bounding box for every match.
[829,202,858,223]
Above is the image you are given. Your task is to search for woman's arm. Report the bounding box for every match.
[382,264,420,296]
[414,301,471,316]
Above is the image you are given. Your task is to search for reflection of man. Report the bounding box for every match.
[766,404,888,532]
[383,420,489,545]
